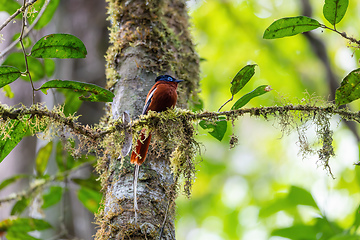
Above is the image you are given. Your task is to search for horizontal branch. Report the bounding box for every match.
[1,104,359,140]
[0,104,103,140]
[193,104,360,122]
[1,104,353,213]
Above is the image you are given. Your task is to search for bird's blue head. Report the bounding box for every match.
[155,75,184,83]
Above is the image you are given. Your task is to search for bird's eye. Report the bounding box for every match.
[168,77,172,81]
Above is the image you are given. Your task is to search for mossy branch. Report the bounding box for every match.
[1,103,359,140]
[0,104,100,140]
[0,102,352,212]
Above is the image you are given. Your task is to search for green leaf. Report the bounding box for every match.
[0,174,28,191]
[30,0,60,30]
[77,187,102,213]
[259,185,318,217]
[335,68,360,106]
[0,116,47,164]
[0,0,21,17]
[6,231,39,240]
[314,217,342,237]
[329,234,360,240]
[231,85,271,110]
[58,89,83,115]
[31,34,87,58]
[35,141,53,176]
[12,33,32,49]
[0,66,21,88]
[323,0,348,26]
[11,196,30,215]
[199,116,227,141]
[271,225,318,239]
[43,58,55,77]
[259,197,288,217]
[55,141,95,172]
[2,52,45,81]
[0,218,51,233]
[55,141,66,172]
[190,96,204,112]
[263,16,321,39]
[287,186,318,208]
[42,186,64,209]
[352,204,360,229]
[0,119,30,163]
[2,85,15,98]
[72,175,101,192]
[40,80,114,102]
[230,64,256,96]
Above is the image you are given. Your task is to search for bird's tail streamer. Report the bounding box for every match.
[133,164,140,223]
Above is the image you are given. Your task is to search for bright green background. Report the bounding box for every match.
[176,0,360,239]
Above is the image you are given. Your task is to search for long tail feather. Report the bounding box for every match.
[133,164,140,223]
[130,129,152,165]
[130,129,152,222]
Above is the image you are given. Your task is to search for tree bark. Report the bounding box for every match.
[96,0,199,239]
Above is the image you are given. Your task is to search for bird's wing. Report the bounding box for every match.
[142,87,156,114]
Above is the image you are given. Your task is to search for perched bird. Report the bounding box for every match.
[130,75,183,223]
[130,75,183,165]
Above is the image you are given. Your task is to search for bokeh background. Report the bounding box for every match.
[176,0,360,240]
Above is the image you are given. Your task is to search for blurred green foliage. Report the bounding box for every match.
[176,0,360,239]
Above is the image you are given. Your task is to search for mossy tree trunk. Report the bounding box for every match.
[95,0,199,239]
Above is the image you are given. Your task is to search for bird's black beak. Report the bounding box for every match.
[175,79,184,83]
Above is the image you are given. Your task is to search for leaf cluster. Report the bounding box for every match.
[262,185,360,240]
[0,4,115,233]
[197,0,360,147]
[0,33,114,103]
[263,0,360,107]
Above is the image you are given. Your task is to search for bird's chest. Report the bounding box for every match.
[150,85,178,112]
[157,88,176,103]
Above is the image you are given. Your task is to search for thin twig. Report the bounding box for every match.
[321,24,360,46]
[217,96,233,112]
[0,0,38,32]
[0,0,49,59]
[19,0,36,104]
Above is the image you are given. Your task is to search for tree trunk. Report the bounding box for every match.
[95,0,199,239]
